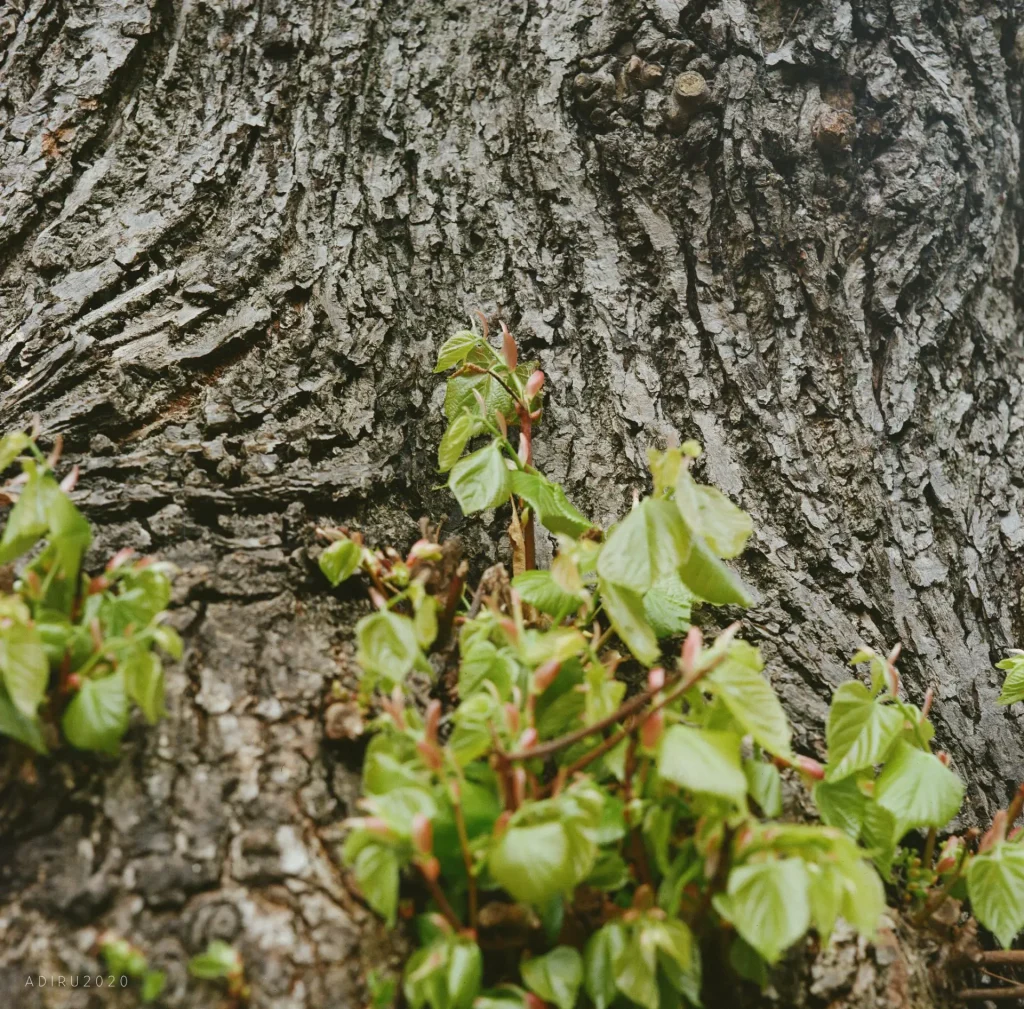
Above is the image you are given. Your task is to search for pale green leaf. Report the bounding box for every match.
[353,843,400,926]
[521,947,582,1009]
[824,681,905,782]
[597,499,689,595]
[997,653,1024,705]
[745,759,783,817]
[320,538,362,586]
[449,441,510,514]
[438,413,482,472]
[0,432,30,473]
[874,740,964,842]
[584,922,627,1009]
[598,579,659,666]
[813,776,867,838]
[62,670,129,755]
[0,621,48,718]
[0,682,47,753]
[435,331,481,371]
[643,572,693,638]
[508,471,592,537]
[658,725,747,805]
[676,470,753,558]
[356,611,422,685]
[489,819,596,905]
[967,843,1024,948]
[124,650,166,724]
[512,569,582,619]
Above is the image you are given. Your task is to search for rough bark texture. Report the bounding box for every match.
[1,0,1023,1005]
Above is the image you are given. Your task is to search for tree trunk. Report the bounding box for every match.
[1,0,1022,1005]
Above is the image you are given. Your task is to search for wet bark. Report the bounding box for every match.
[1,0,1023,1005]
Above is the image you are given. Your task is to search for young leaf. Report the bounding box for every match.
[598,579,659,666]
[45,489,92,582]
[0,621,49,718]
[997,653,1024,705]
[438,413,482,472]
[489,818,596,905]
[0,431,30,473]
[353,843,400,926]
[643,573,693,638]
[0,682,47,753]
[745,759,783,817]
[188,940,241,980]
[62,670,130,755]
[859,800,899,878]
[705,643,792,757]
[512,569,582,619]
[521,947,583,1009]
[458,639,515,699]
[714,858,811,964]
[813,776,867,838]
[320,538,362,586]
[657,725,747,806]
[445,367,515,423]
[447,941,483,1009]
[675,470,753,558]
[873,740,964,842]
[435,331,481,371]
[0,463,54,563]
[141,970,167,1003]
[824,682,904,782]
[508,471,592,537]
[597,499,689,595]
[124,650,166,724]
[356,611,422,685]
[584,922,627,1009]
[967,842,1024,948]
[613,929,658,1009]
[676,536,756,607]
[449,441,510,514]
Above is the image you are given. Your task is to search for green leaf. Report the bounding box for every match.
[449,441,510,514]
[714,858,810,964]
[585,851,630,891]
[658,725,747,806]
[614,929,658,1009]
[521,947,582,1009]
[813,776,867,838]
[599,579,659,666]
[458,639,515,699]
[449,692,503,765]
[0,463,54,563]
[838,858,885,937]
[141,970,167,1003]
[353,842,400,926]
[438,413,482,472]
[435,331,482,371]
[152,624,183,660]
[124,650,166,724]
[489,818,596,906]
[643,573,693,638]
[188,941,241,980]
[997,653,1024,705]
[0,682,47,753]
[445,366,515,423]
[508,471,592,537]
[584,922,627,1009]
[729,937,768,988]
[874,740,964,841]
[824,682,904,782]
[45,488,92,582]
[676,536,755,607]
[320,538,362,586]
[0,432,30,473]
[705,643,792,757]
[512,569,582,619]
[447,941,483,1009]
[356,611,422,685]
[597,499,689,595]
[806,862,844,943]
[0,620,48,718]
[61,670,129,755]
[744,759,783,817]
[860,800,898,878]
[967,843,1024,948]
[675,470,753,558]
[97,568,172,636]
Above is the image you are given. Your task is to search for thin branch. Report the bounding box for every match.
[1007,782,1024,827]
[419,864,463,931]
[450,785,479,930]
[978,951,1024,965]
[436,560,468,649]
[957,986,1024,1001]
[922,827,937,869]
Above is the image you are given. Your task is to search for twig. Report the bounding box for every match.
[978,951,1024,965]
[1007,782,1024,827]
[419,864,463,931]
[957,986,1024,1001]
[922,827,937,870]
[436,560,468,648]
[450,784,479,930]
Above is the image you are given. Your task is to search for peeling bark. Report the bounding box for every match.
[1,0,1023,1005]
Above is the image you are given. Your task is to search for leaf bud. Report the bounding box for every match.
[66,673,82,692]
[424,699,442,743]
[937,750,950,766]
[648,666,665,692]
[501,322,518,370]
[935,836,962,873]
[532,659,561,694]
[525,370,545,400]
[418,855,441,882]
[416,740,443,771]
[407,539,443,564]
[641,709,665,749]
[504,702,521,735]
[411,813,433,855]
[980,809,1008,853]
[517,727,538,751]
[680,626,703,676]
[794,755,826,781]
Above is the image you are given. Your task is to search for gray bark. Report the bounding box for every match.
[1,0,1022,1004]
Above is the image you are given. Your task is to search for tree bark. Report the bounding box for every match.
[1,0,1022,1005]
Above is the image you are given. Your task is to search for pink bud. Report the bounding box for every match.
[980,810,1008,852]
[66,673,82,692]
[501,322,518,370]
[417,740,443,771]
[517,727,538,751]
[496,411,508,439]
[363,817,393,839]
[407,539,443,564]
[498,618,519,643]
[937,751,950,767]
[412,813,433,855]
[525,370,545,400]
[504,703,521,735]
[369,588,388,610]
[106,547,135,572]
[512,767,527,808]
[648,667,665,691]
[493,811,511,837]
[518,432,530,466]
[532,659,561,693]
[59,464,80,493]
[641,710,665,749]
[525,994,547,1009]
[794,756,826,781]
[681,627,703,676]
[419,856,441,882]
[935,836,962,873]
[424,700,442,742]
